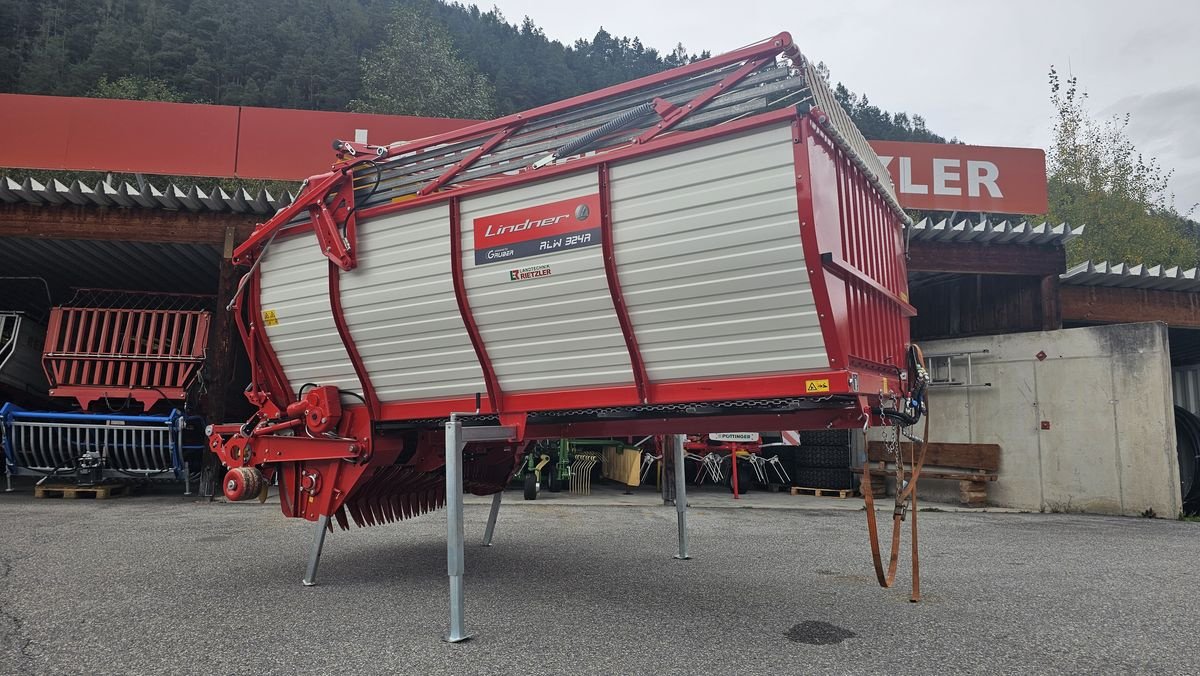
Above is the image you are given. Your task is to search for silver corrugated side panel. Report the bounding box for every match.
[609,122,828,381]
[460,172,635,393]
[259,232,364,399]
[341,204,486,402]
[1173,365,1200,417]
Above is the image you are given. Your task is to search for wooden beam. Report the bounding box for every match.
[1040,274,1061,331]
[200,226,242,495]
[0,202,256,245]
[1061,285,1200,329]
[908,241,1065,276]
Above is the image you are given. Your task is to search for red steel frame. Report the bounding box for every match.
[42,306,210,410]
[210,32,916,522]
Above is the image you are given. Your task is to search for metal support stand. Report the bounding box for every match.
[672,434,690,560]
[444,419,469,643]
[482,491,502,547]
[4,471,11,492]
[301,514,330,586]
[183,467,192,496]
[444,419,518,643]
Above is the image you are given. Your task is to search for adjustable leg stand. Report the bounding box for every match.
[672,434,690,560]
[444,420,519,643]
[482,491,502,547]
[302,514,331,586]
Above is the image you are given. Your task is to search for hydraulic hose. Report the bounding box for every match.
[536,102,657,167]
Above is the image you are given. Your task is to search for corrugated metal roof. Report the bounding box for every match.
[0,237,219,317]
[0,175,296,215]
[1061,260,1200,292]
[907,218,1084,246]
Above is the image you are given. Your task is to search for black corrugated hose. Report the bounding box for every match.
[548,102,658,161]
[1174,407,1200,513]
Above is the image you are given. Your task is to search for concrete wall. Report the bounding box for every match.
[908,322,1181,517]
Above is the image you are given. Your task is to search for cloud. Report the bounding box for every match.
[1101,86,1200,213]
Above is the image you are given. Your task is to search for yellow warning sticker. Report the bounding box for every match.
[262,309,279,327]
[806,379,830,393]
[882,377,889,392]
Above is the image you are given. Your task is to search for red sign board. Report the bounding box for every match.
[0,94,476,181]
[0,94,240,178]
[473,194,601,266]
[234,106,474,180]
[0,94,1048,216]
[868,141,1048,215]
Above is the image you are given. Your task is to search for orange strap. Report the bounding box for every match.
[862,413,930,602]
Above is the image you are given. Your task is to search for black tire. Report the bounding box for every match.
[546,468,562,493]
[727,461,753,494]
[1175,407,1200,506]
[796,429,849,446]
[793,467,854,490]
[523,472,538,500]
[795,445,850,469]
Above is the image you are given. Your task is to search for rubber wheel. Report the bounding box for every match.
[546,468,562,492]
[523,472,538,501]
[727,461,753,494]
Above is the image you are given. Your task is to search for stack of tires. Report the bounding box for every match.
[792,429,853,490]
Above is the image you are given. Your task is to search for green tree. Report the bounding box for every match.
[88,75,185,102]
[350,3,495,119]
[1047,67,1198,267]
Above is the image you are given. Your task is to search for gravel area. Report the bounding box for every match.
[0,484,1195,675]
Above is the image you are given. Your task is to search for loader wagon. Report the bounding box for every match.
[207,32,928,639]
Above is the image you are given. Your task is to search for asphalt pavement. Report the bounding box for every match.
[0,482,1196,675]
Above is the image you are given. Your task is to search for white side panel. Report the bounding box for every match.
[609,123,828,381]
[259,232,362,397]
[460,172,634,393]
[341,204,486,402]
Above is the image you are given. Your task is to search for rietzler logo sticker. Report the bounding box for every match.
[509,264,552,282]
[473,193,601,265]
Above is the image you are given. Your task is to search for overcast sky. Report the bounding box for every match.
[489,0,1200,217]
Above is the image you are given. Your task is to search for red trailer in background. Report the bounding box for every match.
[204,32,929,639]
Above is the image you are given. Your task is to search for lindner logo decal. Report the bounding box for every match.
[473,193,602,265]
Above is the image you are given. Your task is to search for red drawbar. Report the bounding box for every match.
[449,197,503,411]
[598,164,650,403]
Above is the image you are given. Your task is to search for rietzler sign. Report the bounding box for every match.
[869,141,1048,215]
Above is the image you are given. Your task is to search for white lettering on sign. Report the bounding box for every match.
[878,155,1003,199]
[967,160,1002,197]
[897,156,927,194]
[932,158,960,196]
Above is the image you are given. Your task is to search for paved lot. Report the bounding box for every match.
[0,482,1196,675]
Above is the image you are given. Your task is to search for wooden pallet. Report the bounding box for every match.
[789,486,853,499]
[34,483,129,500]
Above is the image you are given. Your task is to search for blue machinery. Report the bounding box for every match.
[0,404,200,493]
